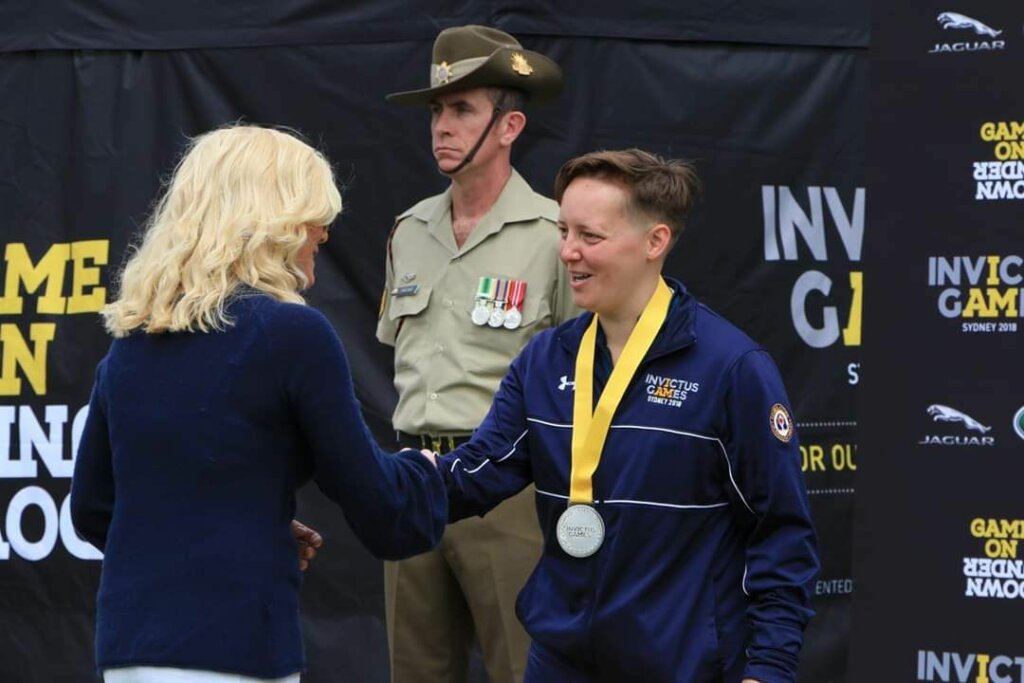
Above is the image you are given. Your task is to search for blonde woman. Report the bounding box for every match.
[70,125,446,683]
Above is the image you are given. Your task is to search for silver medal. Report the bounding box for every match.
[556,504,605,558]
[471,302,490,326]
[488,306,505,328]
[502,308,522,330]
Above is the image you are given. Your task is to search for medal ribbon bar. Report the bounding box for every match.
[508,279,526,313]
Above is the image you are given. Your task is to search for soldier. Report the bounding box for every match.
[377,24,578,683]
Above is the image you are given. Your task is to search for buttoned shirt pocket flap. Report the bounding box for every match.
[387,285,432,321]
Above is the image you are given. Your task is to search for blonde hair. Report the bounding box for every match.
[103,125,342,336]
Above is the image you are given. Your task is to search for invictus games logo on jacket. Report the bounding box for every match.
[917,648,1024,681]
[919,404,995,446]
[975,121,1024,201]
[928,12,1006,54]
[1015,406,1024,441]
[644,373,699,408]
[963,517,1024,601]
[927,255,1022,334]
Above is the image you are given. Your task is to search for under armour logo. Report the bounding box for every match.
[558,375,575,391]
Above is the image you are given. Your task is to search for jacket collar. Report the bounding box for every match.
[413,169,547,255]
[557,276,697,361]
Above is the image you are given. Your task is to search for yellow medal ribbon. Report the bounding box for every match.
[569,278,673,504]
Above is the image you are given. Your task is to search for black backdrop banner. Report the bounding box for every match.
[852,3,1022,682]
[0,3,864,681]
[0,1,867,51]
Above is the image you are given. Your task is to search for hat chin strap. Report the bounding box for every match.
[444,105,503,176]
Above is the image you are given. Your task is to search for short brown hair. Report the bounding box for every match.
[554,149,700,239]
[487,87,527,113]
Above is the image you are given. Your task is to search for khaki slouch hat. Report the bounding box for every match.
[387,25,563,105]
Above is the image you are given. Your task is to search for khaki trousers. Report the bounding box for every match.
[385,487,542,683]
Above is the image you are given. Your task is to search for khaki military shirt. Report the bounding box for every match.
[377,169,578,433]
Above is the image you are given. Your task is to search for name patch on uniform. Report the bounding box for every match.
[644,373,699,408]
[769,403,794,443]
[391,284,420,297]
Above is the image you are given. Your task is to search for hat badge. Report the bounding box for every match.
[432,61,452,86]
[510,52,533,76]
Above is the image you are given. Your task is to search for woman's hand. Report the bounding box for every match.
[419,448,439,468]
[291,519,324,571]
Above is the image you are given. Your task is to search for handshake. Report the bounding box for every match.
[292,447,439,570]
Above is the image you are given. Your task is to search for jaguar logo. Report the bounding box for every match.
[936,12,1002,37]
[927,404,991,433]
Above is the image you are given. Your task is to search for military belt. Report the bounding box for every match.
[396,431,473,455]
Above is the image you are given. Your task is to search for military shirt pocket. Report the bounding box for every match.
[518,288,550,330]
[388,286,432,321]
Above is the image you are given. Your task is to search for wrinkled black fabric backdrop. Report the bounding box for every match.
[0,2,865,681]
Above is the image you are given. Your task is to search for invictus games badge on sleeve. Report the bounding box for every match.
[769,403,794,443]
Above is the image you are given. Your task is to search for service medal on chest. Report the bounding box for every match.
[503,279,526,330]
[556,504,605,558]
[502,308,522,329]
[488,306,505,328]
[471,301,490,326]
[488,278,509,328]
[473,276,497,326]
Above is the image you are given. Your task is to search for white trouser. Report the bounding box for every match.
[104,666,300,683]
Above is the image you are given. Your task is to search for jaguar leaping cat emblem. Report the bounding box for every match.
[927,404,991,433]
[937,12,1002,37]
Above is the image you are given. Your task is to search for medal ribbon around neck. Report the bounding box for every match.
[569,278,672,504]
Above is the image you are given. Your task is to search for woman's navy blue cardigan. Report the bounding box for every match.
[71,293,446,678]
